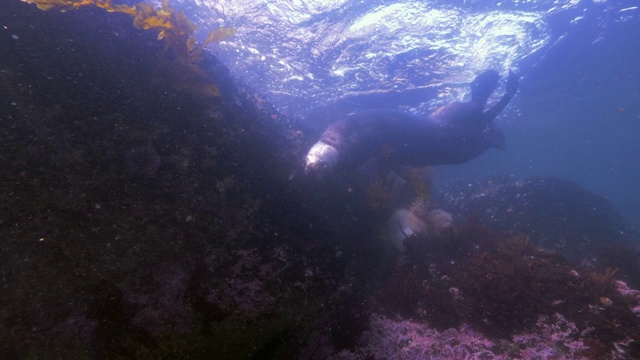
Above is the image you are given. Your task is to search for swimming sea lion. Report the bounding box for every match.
[305,70,519,175]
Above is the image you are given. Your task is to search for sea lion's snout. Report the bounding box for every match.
[304,142,339,175]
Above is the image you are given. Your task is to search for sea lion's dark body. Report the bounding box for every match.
[319,109,488,170]
[305,70,518,174]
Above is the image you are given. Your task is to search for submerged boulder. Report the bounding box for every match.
[434,176,638,258]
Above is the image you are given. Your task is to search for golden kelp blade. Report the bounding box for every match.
[203,27,237,46]
[22,0,137,14]
[133,3,173,30]
[189,27,236,64]
[20,0,88,11]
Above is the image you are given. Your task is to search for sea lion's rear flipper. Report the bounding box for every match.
[471,70,500,107]
[483,70,519,124]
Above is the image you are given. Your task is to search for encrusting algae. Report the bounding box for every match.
[21,0,236,96]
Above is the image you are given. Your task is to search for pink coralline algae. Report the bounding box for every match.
[615,280,640,316]
[326,312,598,360]
[512,313,588,360]
[331,315,498,359]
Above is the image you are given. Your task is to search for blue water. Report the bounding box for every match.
[177,0,640,228]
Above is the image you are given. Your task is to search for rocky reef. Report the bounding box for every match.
[434,175,638,260]
[1,1,639,359]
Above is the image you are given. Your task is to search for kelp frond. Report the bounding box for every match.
[22,0,236,96]
[589,267,618,290]
[498,233,531,257]
[406,166,435,201]
[21,0,136,12]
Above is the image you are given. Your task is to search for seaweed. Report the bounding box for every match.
[20,0,236,96]
[589,267,619,292]
[377,224,640,356]
[406,166,435,201]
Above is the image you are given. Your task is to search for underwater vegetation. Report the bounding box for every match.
[21,0,236,97]
[365,222,640,358]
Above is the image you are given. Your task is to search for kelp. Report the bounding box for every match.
[21,0,236,96]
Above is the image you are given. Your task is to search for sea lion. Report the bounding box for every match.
[305,70,519,175]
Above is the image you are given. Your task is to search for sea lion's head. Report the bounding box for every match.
[471,70,500,107]
[305,141,339,176]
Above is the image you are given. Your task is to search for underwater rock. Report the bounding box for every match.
[129,266,194,337]
[387,208,427,252]
[387,207,454,252]
[434,175,638,258]
[427,209,454,234]
[329,313,597,359]
[124,146,161,179]
[331,315,497,359]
